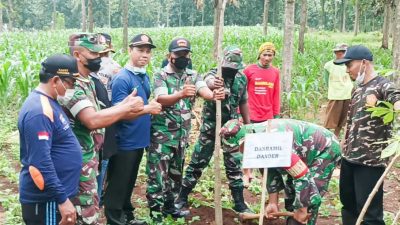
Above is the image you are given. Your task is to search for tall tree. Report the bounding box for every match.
[298,0,307,53]
[81,0,86,31]
[6,0,13,30]
[122,0,128,51]
[88,0,93,32]
[52,0,56,30]
[262,0,269,35]
[319,0,326,29]
[212,0,228,222]
[382,0,391,49]
[0,0,3,32]
[354,0,360,36]
[393,0,400,71]
[282,0,295,103]
[341,0,346,31]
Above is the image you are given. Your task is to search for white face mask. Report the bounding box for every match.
[56,80,75,105]
[355,60,366,85]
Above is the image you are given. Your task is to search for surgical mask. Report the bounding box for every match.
[356,60,366,85]
[172,57,190,70]
[131,66,146,74]
[57,80,75,105]
[84,56,102,72]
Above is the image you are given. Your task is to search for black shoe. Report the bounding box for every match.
[162,208,190,218]
[230,186,254,214]
[174,186,192,209]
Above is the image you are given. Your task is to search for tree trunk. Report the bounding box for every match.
[7,0,13,30]
[201,7,205,26]
[178,0,182,26]
[108,0,111,27]
[333,0,337,30]
[166,0,171,27]
[319,0,325,29]
[263,0,269,35]
[341,0,346,32]
[88,0,93,32]
[81,0,87,32]
[0,0,3,32]
[382,0,390,49]
[52,0,56,30]
[282,0,296,111]
[213,1,228,224]
[390,1,396,38]
[354,0,359,36]
[298,0,307,53]
[393,0,400,72]
[122,0,128,52]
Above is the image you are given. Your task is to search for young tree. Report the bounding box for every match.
[341,0,346,32]
[122,0,128,51]
[81,0,86,31]
[282,0,295,98]
[298,0,307,53]
[382,0,391,49]
[88,0,93,32]
[393,0,400,71]
[354,0,360,36]
[263,0,269,35]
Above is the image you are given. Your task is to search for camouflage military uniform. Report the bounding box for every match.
[343,76,400,167]
[61,77,104,225]
[221,119,341,225]
[146,64,207,212]
[182,68,247,190]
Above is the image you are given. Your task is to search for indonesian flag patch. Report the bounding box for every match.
[37,131,49,141]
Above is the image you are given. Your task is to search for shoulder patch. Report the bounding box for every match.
[40,95,54,122]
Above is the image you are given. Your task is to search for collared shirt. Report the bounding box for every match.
[151,64,207,147]
[324,60,353,100]
[344,76,400,167]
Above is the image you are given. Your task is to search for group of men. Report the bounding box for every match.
[18,30,400,225]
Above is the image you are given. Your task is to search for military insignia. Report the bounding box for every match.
[141,35,150,42]
[285,154,309,179]
[177,39,188,47]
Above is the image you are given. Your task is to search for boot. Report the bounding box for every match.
[163,200,190,218]
[174,186,193,209]
[230,186,254,213]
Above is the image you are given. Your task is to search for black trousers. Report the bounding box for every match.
[22,201,61,225]
[340,159,386,225]
[103,149,144,225]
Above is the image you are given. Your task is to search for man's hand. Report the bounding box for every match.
[213,88,225,100]
[58,199,76,225]
[213,77,224,89]
[265,203,279,219]
[121,89,144,113]
[147,98,162,115]
[293,207,309,224]
[180,84,196,98]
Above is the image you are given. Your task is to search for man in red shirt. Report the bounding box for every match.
[242,42,281,185]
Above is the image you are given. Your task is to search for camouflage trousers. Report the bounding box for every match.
[72,155,100,225]
[284,143,341,225]
[182,129,244,190]
[146,142,185,211]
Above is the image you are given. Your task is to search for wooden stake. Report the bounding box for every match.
[355,154,400,225]
[259,120,272,225]
[392,207,400,225]
[213,1,228,225]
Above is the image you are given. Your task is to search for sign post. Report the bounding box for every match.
[242,121,292,225]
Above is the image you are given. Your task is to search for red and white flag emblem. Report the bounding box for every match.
[38,131,49,141]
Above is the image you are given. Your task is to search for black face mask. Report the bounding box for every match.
[222,67,238,78]
[172,57,190,70]
[84,57,102,72]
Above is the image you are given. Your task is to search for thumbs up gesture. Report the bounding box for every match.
[147,97,162,115]
[121,88,144,113]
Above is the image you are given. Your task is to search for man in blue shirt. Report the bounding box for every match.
[103,34,161,225]
[18,54,85,225]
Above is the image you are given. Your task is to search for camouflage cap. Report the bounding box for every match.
[68,33,107,53]
[333,43,348,52]
[98,33,115,53]
[222,46,244,70]
[220,119,246,147]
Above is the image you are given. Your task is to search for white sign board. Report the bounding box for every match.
[242,132,293,168]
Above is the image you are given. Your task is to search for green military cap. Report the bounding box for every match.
[222,46,244,70]
[68,33,107,53]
